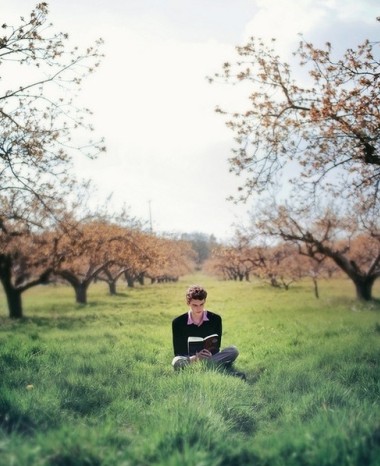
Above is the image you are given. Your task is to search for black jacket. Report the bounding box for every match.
[172,310,222,356]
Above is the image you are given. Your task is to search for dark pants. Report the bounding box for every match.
[172,345,239,370]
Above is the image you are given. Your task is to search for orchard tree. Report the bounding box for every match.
[97,265,126,295]
[252,242,335,296]
[0,215,54,318]
[0,185,97,318]
[255,203,380,300]
[0,4,104,316]
[122,230,161,287]
[211,26,380,300]
[146,236,196,283]
[211,32,380,205]
[0,2,104,208]
[204,245,246,281]
[291,253,335,299]
[53,220,132,304]
[98,228,154,291]
[252,243,300,290]
[205,232,259,282]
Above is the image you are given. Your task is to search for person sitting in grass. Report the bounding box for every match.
[171,284,246,379]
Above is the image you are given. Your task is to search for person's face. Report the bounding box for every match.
[188,299,205,317]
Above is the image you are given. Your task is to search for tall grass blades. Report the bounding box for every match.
[0,276,379,465]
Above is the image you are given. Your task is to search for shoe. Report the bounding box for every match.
[172,356,190,371]
[230,370,247,381]
[223,366,247,380]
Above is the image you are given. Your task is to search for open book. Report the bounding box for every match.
[187,334,219,356]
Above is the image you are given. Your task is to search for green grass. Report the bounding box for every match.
[0,275,379,465]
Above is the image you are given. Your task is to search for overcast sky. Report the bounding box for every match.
[2,1,379,240]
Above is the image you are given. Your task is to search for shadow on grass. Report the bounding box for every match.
[106,291,131,298]
[369,297,380,308]
[349,298,380,315]
[60,381,112,416]
[0,315,96,332]
[46,451,102,466]
[0,395,36,436]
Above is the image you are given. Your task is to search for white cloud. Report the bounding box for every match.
[243,0,327,53]
[243,0,378,56]
[70,21,249,239]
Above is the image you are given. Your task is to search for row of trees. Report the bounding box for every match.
[205,241,328,298]
[205,220,379,300]
[1,5,379,321]
[0,5,196,319]
[1,214,196,318]
[210,19,380,300]
[0,6,227,321]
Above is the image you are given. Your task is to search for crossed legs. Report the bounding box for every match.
[172,345,239,371]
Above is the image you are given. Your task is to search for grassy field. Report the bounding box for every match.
[0,274,379,466]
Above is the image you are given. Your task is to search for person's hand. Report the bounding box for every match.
[196,349,212,360]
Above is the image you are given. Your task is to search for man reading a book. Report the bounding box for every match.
[172,285,243,377]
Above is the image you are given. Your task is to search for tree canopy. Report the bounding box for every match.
[0,3,105,316]
[211,32,380,207]
[0,2,105,221]
[211,22,380,300]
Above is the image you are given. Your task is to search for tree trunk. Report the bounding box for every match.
[353,277,375,301]
[125,275,134,288]
[108,281,117,295]
[0,254,23,318]
[270,276,280,288]
[5,286,23,319]
[74,283,88,304]
[137,274,145,285]
[310,245,379,301]
[312,277,319,299]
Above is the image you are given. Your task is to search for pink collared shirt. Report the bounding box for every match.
[187,310,209,327]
